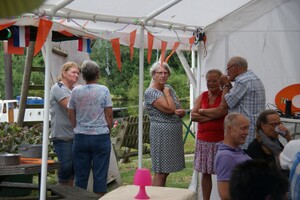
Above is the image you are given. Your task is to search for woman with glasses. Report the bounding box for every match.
[247,109,291,170]
[144,62,186,187]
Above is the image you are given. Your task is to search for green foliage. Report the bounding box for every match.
[0,42,45,99]
[119,132,195,188]
[0,123,44,153]
[90,40,191,101]
[0,40,191,102]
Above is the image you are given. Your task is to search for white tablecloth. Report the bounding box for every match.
[100,185,196,200]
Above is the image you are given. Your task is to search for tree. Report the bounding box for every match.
[0,40,191,103]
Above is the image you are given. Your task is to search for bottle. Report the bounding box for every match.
[285,100,292,118]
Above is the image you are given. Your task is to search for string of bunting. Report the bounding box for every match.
[0,16,205,72]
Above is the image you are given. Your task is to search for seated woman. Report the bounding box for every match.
[247,109,291,170]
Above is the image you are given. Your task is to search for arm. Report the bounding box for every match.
[104,106,113,132]
[198,106,228,120]
[59,97,69,111]
[191,94,211,122]
[68,108,76,128]
[191,93,228,122]
[217,181,230,200]
[218,75,232,110]
[152,86,176,114]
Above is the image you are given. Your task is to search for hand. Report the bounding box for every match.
[163,86,171,96]
[175,109,186,118]
[219,75,230,88]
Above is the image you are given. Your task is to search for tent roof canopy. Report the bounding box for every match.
[0,0,287,50]
[40,0,252,30]
[28,0,285,49]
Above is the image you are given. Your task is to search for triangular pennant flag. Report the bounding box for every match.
[7,38,24,55]
[165,42,180,63]
[0,21,16,31]
[78,38,91,53]
[147,32,154,64]
[59,30,74,37]
[111,38,122,72]
[34,18,53,56]
[12,26,30,47]
[189,36,196,51]
[160,41,167,65]
[130,29,137,61]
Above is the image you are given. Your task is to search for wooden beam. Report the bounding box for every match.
[17,41,35,127]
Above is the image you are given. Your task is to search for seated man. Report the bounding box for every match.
[214,113,251,200]
[247,109,291,170]
[280,139,300,200]
[280,139,300,170]
[230,160,289,200]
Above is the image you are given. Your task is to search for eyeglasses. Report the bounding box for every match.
[226,64,235,72]
[155,71,169,76]
[266,121,282,127]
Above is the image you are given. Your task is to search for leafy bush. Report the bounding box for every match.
[0,123,44,153]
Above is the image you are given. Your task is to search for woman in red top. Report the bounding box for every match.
[191,69,227,200]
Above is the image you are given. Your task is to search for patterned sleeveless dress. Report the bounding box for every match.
[144,86,185,173]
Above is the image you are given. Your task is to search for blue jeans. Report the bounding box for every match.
[73,134,111,193]
[53,140,74,183]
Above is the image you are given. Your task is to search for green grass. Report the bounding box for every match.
[118,127,196,189]
[44,118,196,191]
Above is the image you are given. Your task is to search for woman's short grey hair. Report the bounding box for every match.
[81,60,100,81]
[149,62,172,77]
[206,69,222,79]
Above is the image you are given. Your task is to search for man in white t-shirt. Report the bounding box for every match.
[280,139,300,170]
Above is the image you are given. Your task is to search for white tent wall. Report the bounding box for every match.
[42,40,88,86]
[202,0,300,106]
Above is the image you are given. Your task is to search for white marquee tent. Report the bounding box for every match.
[2,0,300,199]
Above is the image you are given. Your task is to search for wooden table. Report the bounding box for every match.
[100,185,196,200]
[0,162,60,198]
[0,162,60,176]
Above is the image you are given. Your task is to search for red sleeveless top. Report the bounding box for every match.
[197,91,224,142]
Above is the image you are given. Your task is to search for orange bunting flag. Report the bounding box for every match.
[0,21,16,31]
[165,42,180,63]
[59,30,74,37]
[130,29,137,61]
[160,41,167,65]
[34,18,53,56]
[189,35,196,50]
[147,32,154,64]
[111,38,122,72]
[7,38,24,55]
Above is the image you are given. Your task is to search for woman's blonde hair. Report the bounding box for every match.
[58,61,79,81]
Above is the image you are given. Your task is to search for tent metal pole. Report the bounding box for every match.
[176,50,196,90]
[40,29,52,200]
[143,0,182,23]
[49,0,74,16]
[137,0,183,168]
[196,44,201,96]
[138,25,144,169]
